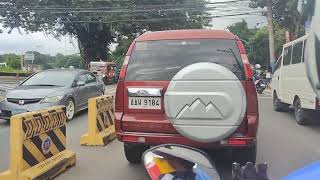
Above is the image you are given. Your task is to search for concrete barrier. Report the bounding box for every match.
[80,95,116,146]
[0,106,76,180]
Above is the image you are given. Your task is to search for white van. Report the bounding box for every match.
[271,34,319,125]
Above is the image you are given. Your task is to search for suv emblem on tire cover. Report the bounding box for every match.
[164,62,247,143]
[176,98,223,120]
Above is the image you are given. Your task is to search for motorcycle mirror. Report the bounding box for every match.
[142,144,220,180]
[305,0,320,98]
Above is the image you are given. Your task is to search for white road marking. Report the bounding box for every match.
[105,88,116,94]
[258,96,272,99]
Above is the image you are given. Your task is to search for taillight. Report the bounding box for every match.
[115,56,130,113]
[237,40,253,80]
[118,56,130,81]
[316,97,320,110]
[241,54,254,80]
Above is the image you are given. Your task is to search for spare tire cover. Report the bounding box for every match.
[164,62,247,143]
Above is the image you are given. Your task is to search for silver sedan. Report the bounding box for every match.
[0,68,105,121]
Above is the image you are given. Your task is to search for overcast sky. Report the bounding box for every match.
[0,0,266,55]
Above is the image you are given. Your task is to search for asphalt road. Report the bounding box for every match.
[1,91,320,179]
[0,76,24,92]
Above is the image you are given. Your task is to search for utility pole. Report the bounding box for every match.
[267,0,276,68]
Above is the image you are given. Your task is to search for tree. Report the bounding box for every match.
[250,0,306,37]
[227,20,256,52]
[55,54,84,69]
[0,0,208,67]
[6,54,21,69]
[249,24,285,68]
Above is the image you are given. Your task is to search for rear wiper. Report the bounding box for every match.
[217,48,245,76]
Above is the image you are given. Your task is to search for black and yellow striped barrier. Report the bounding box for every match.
[0,106,76,180]
[80,95,116,146]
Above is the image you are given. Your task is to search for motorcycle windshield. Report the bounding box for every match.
[143,147,220,180]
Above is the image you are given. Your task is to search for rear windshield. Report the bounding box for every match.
[126,39,245,81]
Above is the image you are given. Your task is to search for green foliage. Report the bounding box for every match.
[250,0,307,37]
[5,54,21,69]
[228,20,286,68]
[227,20,256,52]
[0,66,29,73]
[55,55,85,69]
[0,0,209,65]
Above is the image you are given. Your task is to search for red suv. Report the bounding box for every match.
[115,29,258,164]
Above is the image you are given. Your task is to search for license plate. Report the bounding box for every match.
[129,97,161,110]
[261,84,266,87]
[12,109,27,115]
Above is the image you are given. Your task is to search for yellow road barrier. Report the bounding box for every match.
[0,106,76,180]
[80,95,116,146]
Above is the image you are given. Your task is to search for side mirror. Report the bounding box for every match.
[142,144,220,180]
[76,81,86,87]
[305,0,320,98]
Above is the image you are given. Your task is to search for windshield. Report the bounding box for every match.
[22,71,75,86]
[126,39,244,81]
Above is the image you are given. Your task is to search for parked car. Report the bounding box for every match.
[115,29,258,164]
[271,34,320,125]
[0,68,104,121]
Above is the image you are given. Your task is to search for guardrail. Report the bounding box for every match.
[0,106,76,180]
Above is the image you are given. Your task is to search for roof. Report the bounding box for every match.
[135,29,238,41]
[43,68,86,73]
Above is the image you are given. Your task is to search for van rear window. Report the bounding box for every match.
[126,39,245,81]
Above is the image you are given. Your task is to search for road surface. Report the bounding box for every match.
[0,76,25,92]
[1,91,320,179]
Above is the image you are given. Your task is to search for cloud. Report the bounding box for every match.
[0,28,79,55]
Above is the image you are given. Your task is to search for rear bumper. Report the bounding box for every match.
[116,131,256,149]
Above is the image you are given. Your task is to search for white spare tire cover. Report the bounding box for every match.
[165,62,246,143]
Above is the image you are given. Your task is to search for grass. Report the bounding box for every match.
[0,66,31,74]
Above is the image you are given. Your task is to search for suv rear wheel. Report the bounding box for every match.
[124,143,149,164]
[232,143,257,165]
[294,98,308,125]
[273,92,289,112]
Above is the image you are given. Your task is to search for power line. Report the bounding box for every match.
[0,0,250,10]
[0,12,263,24]
[0,7,215,14]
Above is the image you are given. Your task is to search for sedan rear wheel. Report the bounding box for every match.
[66,98,75,120]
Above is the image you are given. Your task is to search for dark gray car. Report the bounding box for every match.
[0,68,104,121]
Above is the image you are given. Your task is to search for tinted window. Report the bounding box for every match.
[292,41,303,64]
[126,39,245,81]
[86,73,96,83]
[283,46,292,66]
[77,74,87,83]
[22,71,76,86]
[274,58,281,72]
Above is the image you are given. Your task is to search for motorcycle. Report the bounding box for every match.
[142,144,269,180]
[255,79,267,94]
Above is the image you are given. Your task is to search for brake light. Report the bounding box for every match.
[236,40,247,54]
[241,54,254,80]
[115,56,130,114]
[316,97,320,110]
[227,139,247,145]
[119,56,130,81]
[237,40,253,80]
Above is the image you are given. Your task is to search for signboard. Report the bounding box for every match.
[24,53,34,61]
